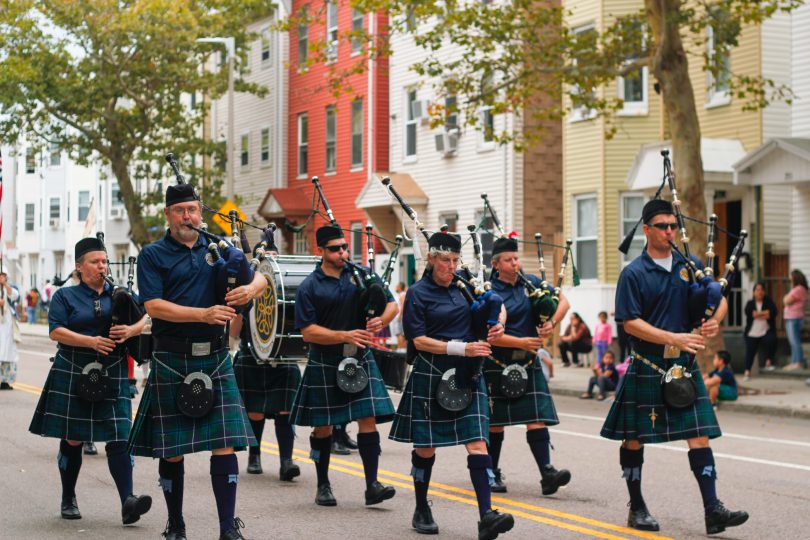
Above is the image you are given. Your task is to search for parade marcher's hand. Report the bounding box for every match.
[671,332,705,354]
[90,336,117,356]
[465,341,492,357]
[486,322,505,342]
[109,324,135,343]
[537,321,554,338]
[700,318,720,338]
[0,298,4,309]
[522,336,544,353]
[225,285,255,307]
[201,305,237,325]
[366,317,385,333]
[343,329,376,349]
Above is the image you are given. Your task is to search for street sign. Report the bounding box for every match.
[211,199,247,233]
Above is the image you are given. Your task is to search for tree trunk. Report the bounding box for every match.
[110,157,152,250]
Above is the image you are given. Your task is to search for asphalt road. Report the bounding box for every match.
[2,336,809,539]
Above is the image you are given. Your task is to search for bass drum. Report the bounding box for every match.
[249,255,320,364]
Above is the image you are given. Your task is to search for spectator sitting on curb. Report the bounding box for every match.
[703,350,738,407]
[580,350,618,401]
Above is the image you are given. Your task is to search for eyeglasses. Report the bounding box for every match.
[93,299,102,318]
[651,222,679,231]
[324,243,349,253]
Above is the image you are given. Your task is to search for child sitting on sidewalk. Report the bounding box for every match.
[704,350,738,406]
[580,350,618,401]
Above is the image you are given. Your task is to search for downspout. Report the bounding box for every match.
[367,12,375,186]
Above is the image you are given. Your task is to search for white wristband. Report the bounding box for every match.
[446,341,467,357]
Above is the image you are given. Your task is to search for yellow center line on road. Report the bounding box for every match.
[261,441,672,540]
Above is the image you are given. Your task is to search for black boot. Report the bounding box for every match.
[365,480,396,505]
[627,504,659,531]
[540,465,571,495]
[331,438,351,456]
[315,483,337,506]
[60,496,81,520]
[705,501,749,535]
[219,517,251,540]
[82,442,97,455]
[247,451,262,475]
[340,429,358,450]
[161,518,187,540]
[121,494,152,525]
[412,506,439,535]
[279,458,300,481]
[491,468,507,493]
[478,509,515,540]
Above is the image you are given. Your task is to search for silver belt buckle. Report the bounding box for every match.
[343,344,358,357]
[192,342,212,357]
[663,345,680,359]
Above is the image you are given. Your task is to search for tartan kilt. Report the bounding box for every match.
[233,349,302,416]
[128,349,256,458]
[389,353,489,448]
[600,352,721,444]
[29,348,132,442]
[288,348,395,427]
[482,354,559,427]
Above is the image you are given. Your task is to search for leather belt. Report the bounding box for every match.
[154,335,227,357]
[311,344,360,356]
[632,340,682,359]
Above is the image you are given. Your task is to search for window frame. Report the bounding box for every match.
[260,26,272,68]
[26,149,36,174]
[325,106,337,174]
[351,9,365,55]
[260,127,271,166]
[293,231,309,254]
[111,182,124,208]
[240,131,250,169]
[297,113,309,178]
[438,212,458,233]
[49,141,62,167]
[569,24,598,123]
[573,193,598,281]
[297,6,309,69]
[78,190,91,222]
[620,192,646,267]
[350,222,364,261]
[24,203,36,231]
[326,0,338,63]
[706,22,731,108]
[404,88,418,161]
[351,99,364,169]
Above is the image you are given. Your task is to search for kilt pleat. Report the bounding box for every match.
[288,348,395,427]
[600,353,722,443]
[482,355,559,427]
[29,349,132,442]
[389,353,489,448]
[233,349,302,416]
[128,350,256,458]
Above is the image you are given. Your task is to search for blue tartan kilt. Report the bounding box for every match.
[233,349,302,416]
[29,347,132,442]
[288,348,395,427]
[389,353,489,448]
[600,352,722,444]
[482,354,559,427]
[128,349,256,458]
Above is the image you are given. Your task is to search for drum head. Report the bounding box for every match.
[249,258,278,361]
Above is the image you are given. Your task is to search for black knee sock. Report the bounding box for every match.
[58,441,83,501]
[527,428,551,471]
[210,454,239,534]
[468,454,493,518]
[688,447,719,511]
[249,417,265,455]
[105,441,133,505]
[310,435,332,487]
[620,447,645,511]
[357,431,381,489]
[487,431,505,470]
[158,458,185,527]
[274,415,295,461]
[411,451,435,511]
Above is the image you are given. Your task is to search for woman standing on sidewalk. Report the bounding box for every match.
[783,270,808,370]
[743,282,778,379]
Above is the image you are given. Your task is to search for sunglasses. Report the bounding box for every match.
[650,222,679,231]
[324,243,349,253]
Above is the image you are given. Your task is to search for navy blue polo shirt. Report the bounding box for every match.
[490,272,540,358]
[403,271,474,342]
[137,230,221,339]
[48,281,115,336]
[615,248,704,334]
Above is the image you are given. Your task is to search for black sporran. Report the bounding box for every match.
[499,364,529,399]
[176,372,215,418]
[661,365,697,409]
[336,357,369,394]
[76,362,117,402]
[436,368,472,412]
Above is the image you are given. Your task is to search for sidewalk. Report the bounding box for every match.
[546,359,810,421]
[19,322,50,338]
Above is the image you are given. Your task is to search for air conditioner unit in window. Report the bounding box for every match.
[110,207,125,220]
[434,128,459,156]
[411,99,431,125]
[49,218,60,229]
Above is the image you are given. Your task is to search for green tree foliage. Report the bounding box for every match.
[0,0,273,248]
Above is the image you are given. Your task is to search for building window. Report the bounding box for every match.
[438,212,458,232]
[326,0,338,62]
[49,141,61,166]
[706,17,731,107]
[260,128,270,165]
[621,193,646,265]
[240,133,250,168]
[445,94,458,130]
[78,191,91,221]
[260,27,272,67]
[325,106,337,173]
[297,6,309,67]
[293,231,309,254]
[405,89,418,158]
[351,9,365,54]
[111,182,124,207]
[350,222,363,261]
[474,211,495,267]
[618,23,647,116]
[26,149,36,173]
[574,195,598,280]
[570,24,598,122]
[49,197,60,220]
[297,113,308,176]
[25,203,35,231]
[351,99,363,168]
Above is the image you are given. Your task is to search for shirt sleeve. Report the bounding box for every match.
[615,267,642,323]
[294,279,318,330]
[48,289,70,333]
[402,287,426,340]
[136,247,163,303]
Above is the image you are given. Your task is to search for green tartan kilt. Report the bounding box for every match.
[389,353,490,448]
[29,347,132,442]
[233,349,302,416]
[600,352,722,444]
[482,354,559,427]
[128,349,256,458]
[289,348,395,427]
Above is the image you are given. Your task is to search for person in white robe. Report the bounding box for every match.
[0,272,20,389]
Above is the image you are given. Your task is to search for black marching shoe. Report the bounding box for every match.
[121,494,152,525]
[331,438,351,456]
[247,451,263,474]
[338,429,358,450]
[279,458,300,481]
[219,517,251,540]
[315,483,337,506]
[705,501,749,535]
[60,496,81,520]
[627,504,660,531]
[365,481,396,505]
[83,441,98,455]
[161,518,187,540]
[491,468,507,493]
[540,465,571,495]
[0,382,13,390]
[478,509,515,540]
[412,506,439,535]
